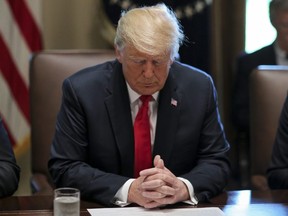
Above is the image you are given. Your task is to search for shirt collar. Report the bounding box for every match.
[274,42,287,59]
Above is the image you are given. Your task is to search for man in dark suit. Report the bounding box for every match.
[48,3,230,208]
[232,0,288,141]
[0,117,20,197]
[267,94,288,189]
[232,45,276,135]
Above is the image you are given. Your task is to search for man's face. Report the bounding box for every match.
[115,45,173,95]
[274,10,288,51]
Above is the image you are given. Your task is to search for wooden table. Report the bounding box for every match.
[0,190,287,215]
[208,190,288,216]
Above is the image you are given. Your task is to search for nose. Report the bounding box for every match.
[142,62,154,78]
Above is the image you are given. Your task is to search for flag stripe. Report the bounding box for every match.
[0,35,30,123]
[0,0,42,149]
[7,0,42,51]
[25,0,42,31]
[0,72,30,147]
[0,0,30,86]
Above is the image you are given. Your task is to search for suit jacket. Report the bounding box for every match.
[48,60,230,206]
[232,43,277,133]
[267,95,288,189]
[0,118,20,197]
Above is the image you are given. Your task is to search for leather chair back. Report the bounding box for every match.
[29,49,115,194]
[249,65,288,190]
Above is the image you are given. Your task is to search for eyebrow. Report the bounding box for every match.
[128,55,168,61]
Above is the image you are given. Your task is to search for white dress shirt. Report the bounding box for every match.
[275,43,288,66]
[114,82,198,206]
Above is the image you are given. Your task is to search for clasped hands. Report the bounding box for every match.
[128,155,190,208]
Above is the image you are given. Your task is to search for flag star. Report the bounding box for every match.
[121,0,131,10]
[205,0,213,5]
[195,1,205,13]
[184,6,194,18]
[130,4,137,9]
[109,0,118,5]
[175,8,183,19]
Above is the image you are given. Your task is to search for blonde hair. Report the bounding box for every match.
[114,3,184,60]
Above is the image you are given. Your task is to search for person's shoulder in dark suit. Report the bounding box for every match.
[238,43,277,71]
[0,118,20,197]
[267,95,288,189]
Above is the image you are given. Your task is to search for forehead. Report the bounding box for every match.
[123,45,170,60]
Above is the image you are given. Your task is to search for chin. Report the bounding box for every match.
[136,88,153,95]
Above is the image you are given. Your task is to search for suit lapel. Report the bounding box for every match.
[153,71,180,166]
[104,62,134,177]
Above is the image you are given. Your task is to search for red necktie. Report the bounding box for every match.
[134,95,152,177]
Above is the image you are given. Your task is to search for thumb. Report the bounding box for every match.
[154,155,165,169]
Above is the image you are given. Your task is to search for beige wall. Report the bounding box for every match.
[42,0,114,50]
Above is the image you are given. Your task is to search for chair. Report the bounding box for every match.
[249,65,288,190]
[29,49,115,195]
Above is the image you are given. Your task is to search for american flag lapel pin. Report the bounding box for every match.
[171,98,178,107]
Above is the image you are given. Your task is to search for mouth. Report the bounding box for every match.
[143,83,157,89]
[144,83,153,86]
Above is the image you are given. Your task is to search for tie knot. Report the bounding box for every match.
[140,95,151,104]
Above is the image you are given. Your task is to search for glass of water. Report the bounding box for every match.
[54,187,80,216]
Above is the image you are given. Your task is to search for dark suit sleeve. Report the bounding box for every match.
[48,78,128,206]
[0,119,20,197]
[267,96,288,189]
[181,75,230,202]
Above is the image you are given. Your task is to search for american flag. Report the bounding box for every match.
[0,0,42,154]
[171,98,178,107]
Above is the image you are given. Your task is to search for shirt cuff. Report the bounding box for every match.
[178,177,198,205]
[113,178,135,207]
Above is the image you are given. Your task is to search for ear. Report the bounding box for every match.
[114,46,123,63]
